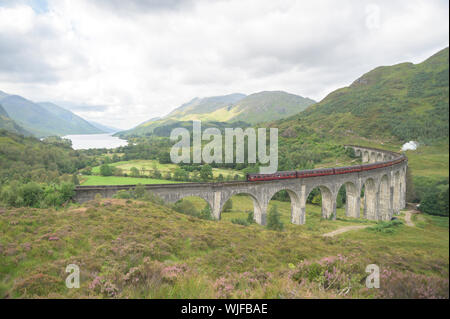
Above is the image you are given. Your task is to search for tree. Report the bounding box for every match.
[164,172,172,180]
[247,210,255,224]
[420,187,449,216]
[345,147,356,158]
[336,187,346,208]
[72,174,80,186]
[199,204,213,220]
[130,167,140,177]
[100,164,113,176]
[267,205,284,231]
[20,182,43,207]
[152,164,162,179]
[113,167,123,176]
[159,152,171,164]
[81,167,92,175]
[134,184,146,199]
[200,164,213,181]
[173,168,189,181]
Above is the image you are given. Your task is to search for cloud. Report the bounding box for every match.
[91,0,194,13]
[0,0,448,129]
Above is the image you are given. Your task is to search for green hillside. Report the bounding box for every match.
[167,93,246,117]
[0,93,104,137]
[0,104,31,136]
[273,47,449,144]
[118,91,315,137]
[230,91,315,124]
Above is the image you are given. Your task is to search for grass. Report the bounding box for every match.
[184,195,376,235]
[404,142,449,179]
[335,137,449,180]
[80,175,181,186]
[92,159,244,179]
[0,196,447,299]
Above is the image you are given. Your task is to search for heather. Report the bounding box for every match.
[0,198,447,298]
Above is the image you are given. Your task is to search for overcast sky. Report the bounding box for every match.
[0,0,448,129]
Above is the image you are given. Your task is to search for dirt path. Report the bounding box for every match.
[403,210,415,227]
[322,225,369,237]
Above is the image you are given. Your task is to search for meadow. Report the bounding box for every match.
[91,159,244,179]
[0,194,448,299]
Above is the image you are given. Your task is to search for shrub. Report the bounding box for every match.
[199,204,213,220]
[81,167,92,175]
[173,168,189,181]
[0,183,21,207]
[366,219,403,233]
[291,255,366,294]
[231,218,250,226]
[420,187,449,216]
[20,182,43,207]
[173,200,213,220]
[223,199,233,212]
[114,190,133,199]
[130,167,140,177]
[142,191,165,205]
[267,205,284,231]
[247,210,255,224]
[378,269,449,299]
[134,184,146,199]
[173,200,197,217]
[100,164,113,176]
[41,182,75,207]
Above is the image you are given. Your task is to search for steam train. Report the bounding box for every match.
[246,155,406,182]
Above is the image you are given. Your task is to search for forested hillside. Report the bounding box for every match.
[0,105,31,136]
[0,130,93,185]
[273,47,449,144]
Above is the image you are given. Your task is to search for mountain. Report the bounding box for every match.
[0,104,32,136]
[228,91,316,124]
[0,90,9,100]
[0,92,105,137]
[167,93,247,118]
[271,47,449,144]
[88,120,121,133]
[118,91,315,137]
[38,102,105,134]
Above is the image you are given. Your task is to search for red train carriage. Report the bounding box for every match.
[246,154,406,182]
[246,170,296,182]
[334,165,362,174]
[296,168,334,178]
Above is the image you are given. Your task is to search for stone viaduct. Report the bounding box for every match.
[74,145,407,225]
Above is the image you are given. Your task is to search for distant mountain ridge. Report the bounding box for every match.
[119,90,315,137]
[0,90,105,137]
